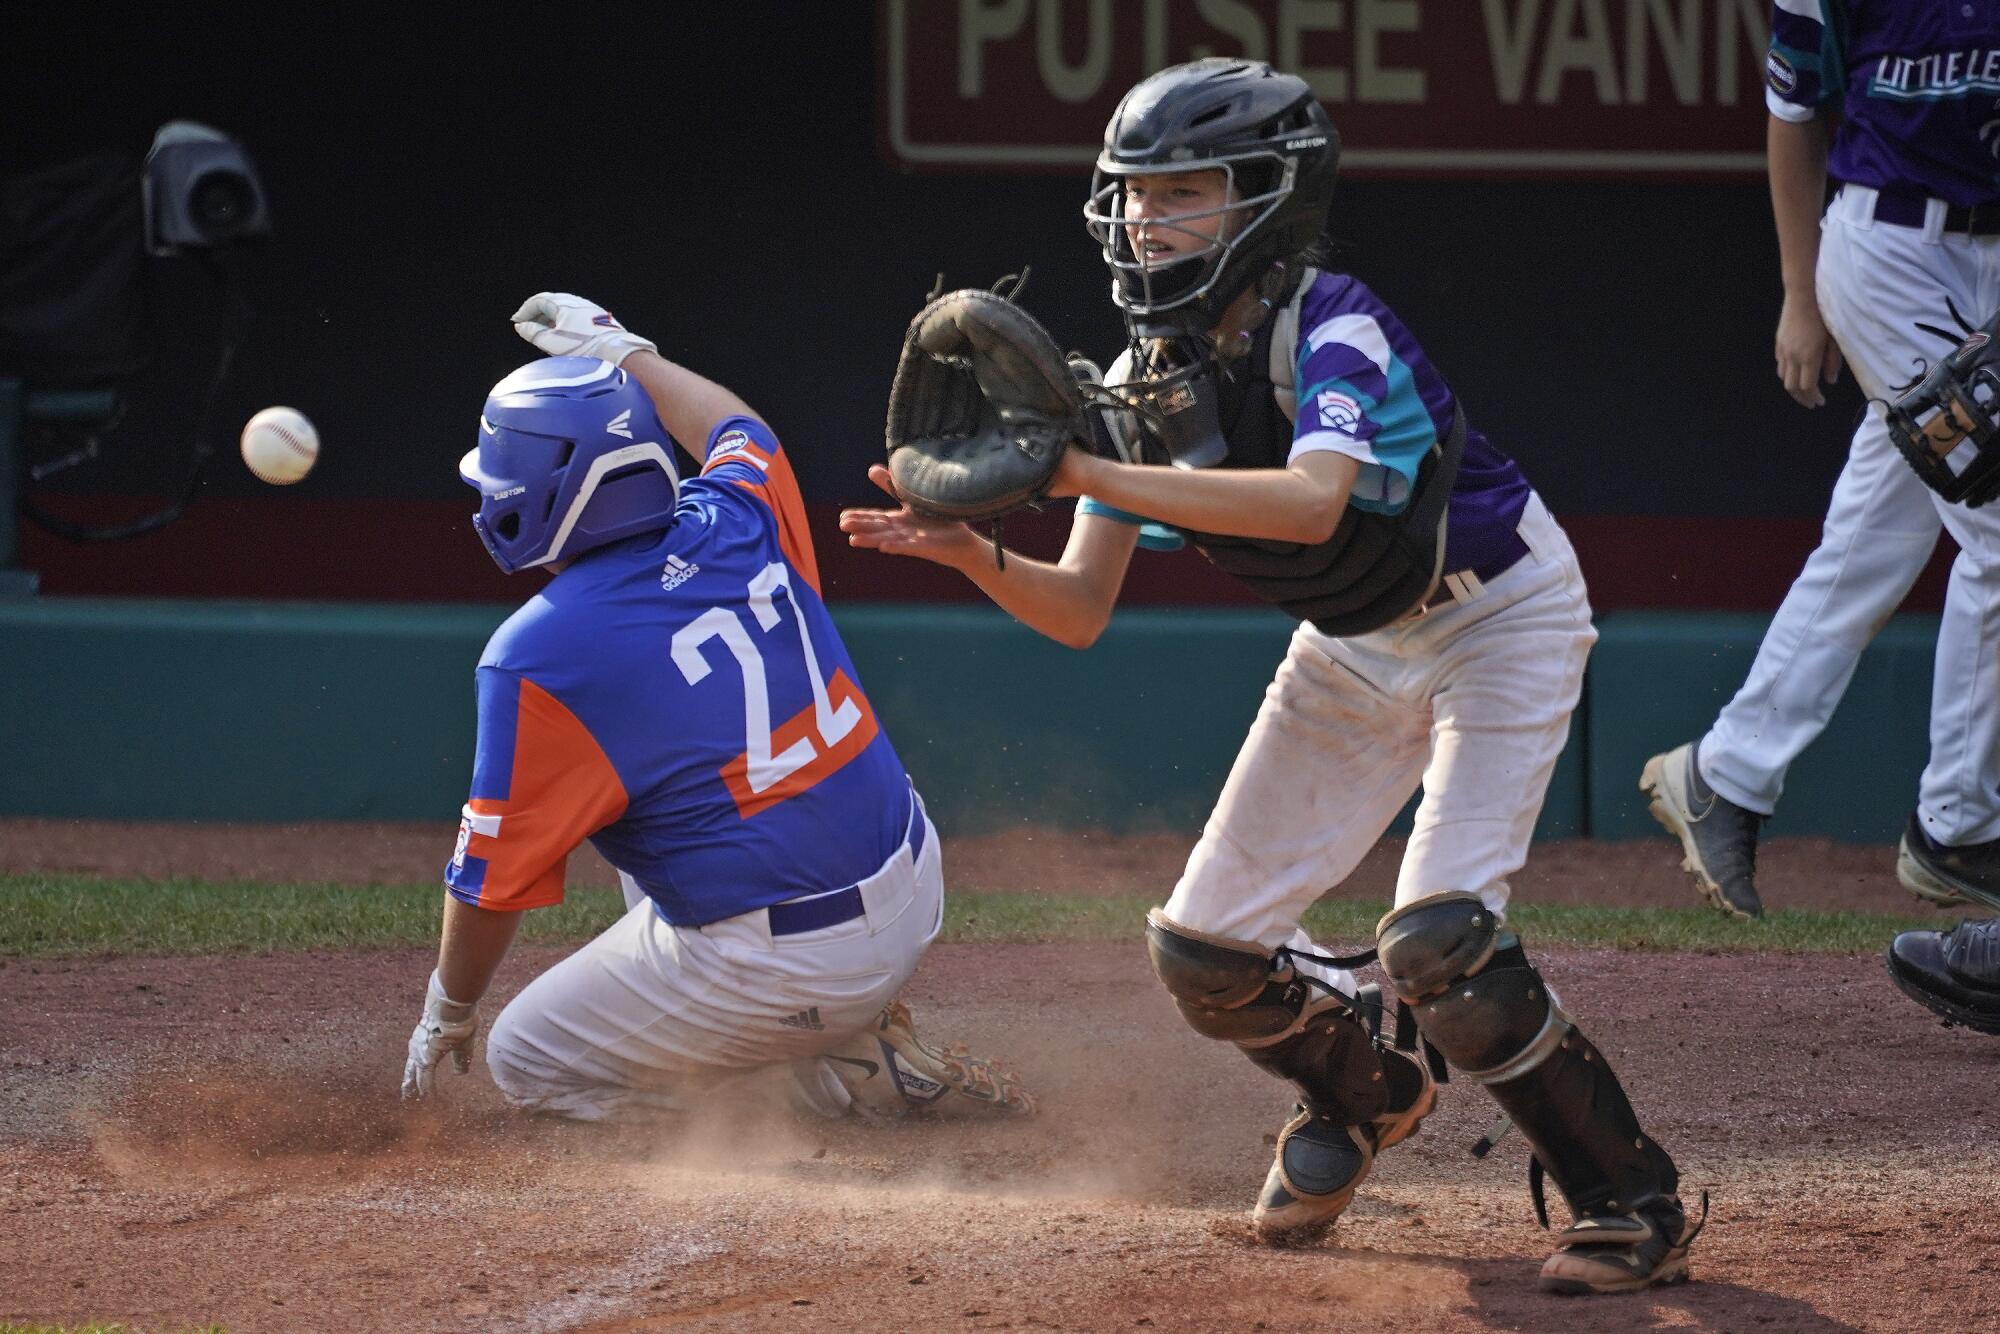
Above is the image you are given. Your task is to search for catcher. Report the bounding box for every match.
[843,59,1698,1295]
[399,293,1034,1126]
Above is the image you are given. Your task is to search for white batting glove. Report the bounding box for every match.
[401,970,480,1101]
[510,292,657,366]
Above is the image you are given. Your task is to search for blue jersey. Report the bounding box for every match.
[1083,272,1532,578]
[1767,0,2000,206]
[446,416,911,925]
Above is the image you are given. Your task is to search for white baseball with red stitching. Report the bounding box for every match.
[240,405,319,485]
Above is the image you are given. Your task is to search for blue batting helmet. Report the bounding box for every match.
[461,357,680,574]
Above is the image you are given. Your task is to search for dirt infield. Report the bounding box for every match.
[3,825,1998,1330]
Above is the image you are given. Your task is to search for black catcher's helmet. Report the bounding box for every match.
[1084,59,1339,337]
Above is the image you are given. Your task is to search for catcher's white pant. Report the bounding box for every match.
[1163,493,1593,998]
[1700,185,2000,846]
[484,797,943,1121]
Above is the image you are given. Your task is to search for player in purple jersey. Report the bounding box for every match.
[844,59,1697,1295]
[1644,2,2000,924]
[399,293,1033,1124]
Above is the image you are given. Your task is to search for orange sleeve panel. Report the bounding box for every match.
[449,676,629,911]
[703,430,821,594]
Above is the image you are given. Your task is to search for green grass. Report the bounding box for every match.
[0,874,1943,959]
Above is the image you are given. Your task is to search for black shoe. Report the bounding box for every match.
[1886,919,2000,1034]
[1896,813,2000,913]
[1252,1105,1373,1239]
[1539,1196,1700,1295]
[1640,743,1765,919]
[1251,1048,1436,1239]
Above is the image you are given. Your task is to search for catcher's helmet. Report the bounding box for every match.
[1084,59,1339,336]
[461,356,680,574]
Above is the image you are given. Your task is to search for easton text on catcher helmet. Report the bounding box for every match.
[462,356,681,574]
[1084,58,1340,338]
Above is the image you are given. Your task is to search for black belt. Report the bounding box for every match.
[1420,530,1530,612]
[1867,188,2000,237]
[766,797,927,936]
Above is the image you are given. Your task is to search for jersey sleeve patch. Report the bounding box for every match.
[1289,313,1433,514]
[445,670,630,911]
[1765,1,1834,119]
[1076,496,1185,551]
[702,415,821,593]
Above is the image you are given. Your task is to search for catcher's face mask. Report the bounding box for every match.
[1086,155,1293,335]
[1886,317,2000,507]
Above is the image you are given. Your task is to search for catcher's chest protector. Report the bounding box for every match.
[1181,292,1464,637]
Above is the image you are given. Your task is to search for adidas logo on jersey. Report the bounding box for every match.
[659,552,700,591]
[780,1006,825,1031]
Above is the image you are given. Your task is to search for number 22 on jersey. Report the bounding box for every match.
[672,562,881,819]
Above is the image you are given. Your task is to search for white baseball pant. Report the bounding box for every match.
[1700,184,2000,846]
[484,795,943,1120]
[1162,492,1594,997]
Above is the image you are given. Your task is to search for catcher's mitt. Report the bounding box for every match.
[884,284,1093,521]
[1886,311,2000,507]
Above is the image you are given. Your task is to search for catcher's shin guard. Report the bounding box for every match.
[1377,893,1697,1293]
[1145,909,1435,1237]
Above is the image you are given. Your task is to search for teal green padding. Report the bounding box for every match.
[0,599,509,821]
[1587,611,1939,841]
[833,605,1585,838]
[0,598,1587,838]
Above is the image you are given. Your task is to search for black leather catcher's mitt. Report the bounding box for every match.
[1887,311,2000,508]
[885,286,1092,521]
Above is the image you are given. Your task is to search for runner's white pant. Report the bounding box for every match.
[1700,185,2000,845]
[485,798,943,1120]
[1162,493,1593,998]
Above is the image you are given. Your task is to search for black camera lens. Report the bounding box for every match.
[188,169,256,236]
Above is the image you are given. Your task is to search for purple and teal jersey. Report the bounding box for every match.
[1767,1,2000,206]
[445,416,910,926]
[1082,272,1532,577]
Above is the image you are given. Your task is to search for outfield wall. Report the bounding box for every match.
[0,600,1938,841]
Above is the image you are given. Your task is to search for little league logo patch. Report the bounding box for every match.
[1766,50,1797,96]
[1316,389,1363,434]
[708,429,766,468]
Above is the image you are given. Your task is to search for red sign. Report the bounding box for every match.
[880,0,1771,176]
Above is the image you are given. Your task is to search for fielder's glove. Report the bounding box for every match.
[401,970,480,1101]
[1886,311,2000,507]
[510,292,658,366]
[884,283,1096,521]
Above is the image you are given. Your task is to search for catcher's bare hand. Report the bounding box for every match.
[839,466,983,566]
[1775,291,1843,408]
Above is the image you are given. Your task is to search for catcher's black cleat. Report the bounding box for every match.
[1538,1195,1702,1296]
[1886,919,2000,1035]
[1251,1046,1435,1240]
[1896,812,2000,913]
[1640,742,1765,920]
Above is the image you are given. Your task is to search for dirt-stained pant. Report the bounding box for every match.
[484,801,944,1120]
[1701,184,2000,845]
[1162,493,1593,997]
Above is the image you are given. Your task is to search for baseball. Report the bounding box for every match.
[240,406,319,485]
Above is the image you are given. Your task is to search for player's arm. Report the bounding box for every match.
[1048,448,1360,546]
[509,291,760,464]
[620,349,762,465]
[1769,112,1839,407]
[840,464,1140,649]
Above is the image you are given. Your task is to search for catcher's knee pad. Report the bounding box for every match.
[1145,908,1317,1044]
[1378,893,1678,1222]
[1375,891,1568,1084]
[1146,908,1387,1121]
